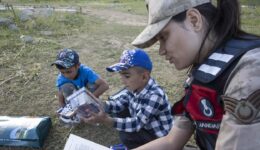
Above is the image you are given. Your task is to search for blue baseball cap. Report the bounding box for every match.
[51,48,79,69]
[106,49,153,72]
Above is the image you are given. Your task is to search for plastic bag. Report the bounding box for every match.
[0,116,51,148]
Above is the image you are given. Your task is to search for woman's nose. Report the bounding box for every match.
[159,45,166,56]
[158,40,166,55]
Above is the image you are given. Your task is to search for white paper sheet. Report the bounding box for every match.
[63,134,110,150]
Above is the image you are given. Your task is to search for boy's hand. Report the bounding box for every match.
[80,105,114,127]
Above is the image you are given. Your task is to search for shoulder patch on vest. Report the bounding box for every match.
[194,38,260,83]
[222,89,260,124]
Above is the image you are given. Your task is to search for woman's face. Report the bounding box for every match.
[156,11,205,70]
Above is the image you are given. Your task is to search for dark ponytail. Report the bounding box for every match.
[172,0,257,50]
[210,0,245,48]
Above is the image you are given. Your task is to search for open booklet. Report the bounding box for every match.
[58,87,100,118]
[63,134,110,150]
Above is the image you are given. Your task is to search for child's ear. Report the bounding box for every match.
[142,73,146,80]
[143,72,149,81]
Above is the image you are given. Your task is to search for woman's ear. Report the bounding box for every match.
[185,8,203,32]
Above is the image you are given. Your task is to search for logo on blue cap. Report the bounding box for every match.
[52,48,79,69]
[106,49,152,72]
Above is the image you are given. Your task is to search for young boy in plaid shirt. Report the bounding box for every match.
[81,49,173,149]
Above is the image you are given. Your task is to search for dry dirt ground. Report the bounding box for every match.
[0,4,186,150]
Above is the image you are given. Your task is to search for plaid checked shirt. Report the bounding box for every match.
[105,78,173,137]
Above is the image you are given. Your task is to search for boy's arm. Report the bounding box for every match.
[104,91,132,114]
[81,91,130,126]
[113,93,170,133]
[58,90,66,107]
[81,107,114,127]
[92,78,109,98]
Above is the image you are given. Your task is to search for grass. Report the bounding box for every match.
[241,0,260,5]
[0,0,259,150]
[85,0,147,15]
[0,7,121,150]
[3,0,147,15]
[241,6,260,34]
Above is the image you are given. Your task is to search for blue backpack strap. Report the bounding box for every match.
[194,38,260,83]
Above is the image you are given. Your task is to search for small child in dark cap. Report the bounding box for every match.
[52,48,109,124]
